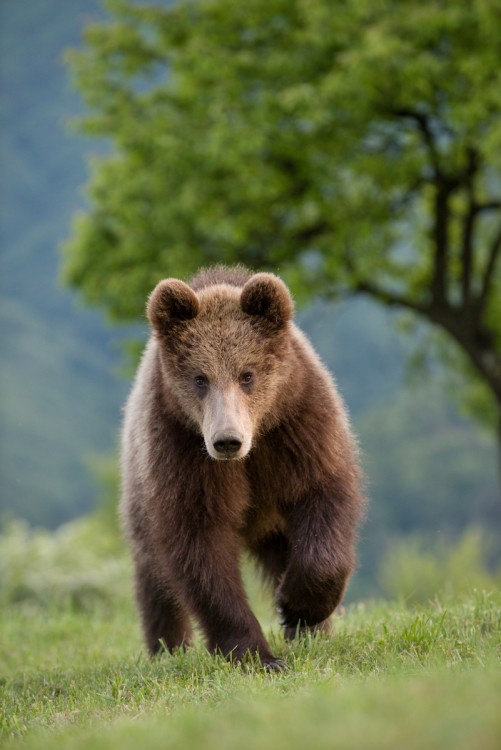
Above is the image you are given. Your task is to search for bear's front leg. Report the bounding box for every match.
[166,522,282,669]
[277,490,357,638]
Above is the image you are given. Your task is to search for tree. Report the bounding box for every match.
[64,0,501,441]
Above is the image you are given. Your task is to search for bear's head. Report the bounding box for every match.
[147,272,294,460]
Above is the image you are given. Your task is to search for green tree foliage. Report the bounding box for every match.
[64,0,501,431]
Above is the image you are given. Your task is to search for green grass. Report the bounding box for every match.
[1,589,500,750]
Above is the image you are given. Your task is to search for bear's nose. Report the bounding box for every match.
[212,431,243,456]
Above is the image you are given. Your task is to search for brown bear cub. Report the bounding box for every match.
[120,266,365,669]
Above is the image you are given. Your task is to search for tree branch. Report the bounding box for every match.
[460,148,479,313]
[351,278,429,316]
[479,220,501,313]
[392,114,453,307]
[461,203,476,312]
[392,108,442,178]
[431,179,453,307]
[476,200,501,213]
[340,246,429,314]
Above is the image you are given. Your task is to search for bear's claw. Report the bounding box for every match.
[263,658,287,672]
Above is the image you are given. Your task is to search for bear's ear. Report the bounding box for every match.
[147,279,199,330]
[240,273,294,330]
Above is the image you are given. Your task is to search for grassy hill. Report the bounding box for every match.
[0,516,499,750]
[2,595,500,750]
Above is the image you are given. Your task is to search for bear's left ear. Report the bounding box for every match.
[147,279,200,331]
[240,273,294,330]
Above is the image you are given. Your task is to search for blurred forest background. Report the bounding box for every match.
[1,0,500,600]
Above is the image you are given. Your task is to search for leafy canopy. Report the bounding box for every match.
[64,0,501,421]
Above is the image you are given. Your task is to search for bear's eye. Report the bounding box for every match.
[194,375,209,390]
[239,371,254,386]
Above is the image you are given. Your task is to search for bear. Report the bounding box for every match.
[120,265,365,669]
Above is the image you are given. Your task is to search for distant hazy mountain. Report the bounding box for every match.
[0,0,130,525]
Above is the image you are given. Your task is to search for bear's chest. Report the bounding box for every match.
[241,490,286,544]
[240,432,303,542]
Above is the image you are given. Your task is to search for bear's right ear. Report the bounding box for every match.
[147,279,199,331]
[240,273,294,331]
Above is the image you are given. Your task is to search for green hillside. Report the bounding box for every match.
[3,593,500,750]
[1,515,500,748]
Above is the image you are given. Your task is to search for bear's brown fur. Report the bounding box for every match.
[120,266,365,669]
